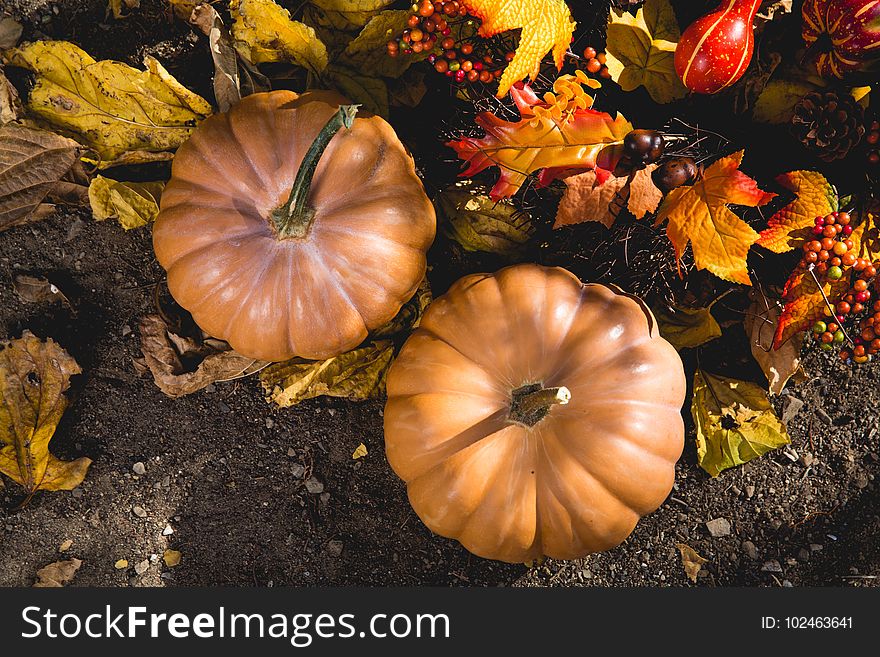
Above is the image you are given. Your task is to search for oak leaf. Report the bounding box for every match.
[654,151,775,285]
[554,164,661,228]
[33,559,82,587]
[0,332,91,495]
[757,170,837,253]
[3,41,212,167]
[447,74,632,199]
[459,0,575,98]
[604,0,688,104]
[692,370,790,477]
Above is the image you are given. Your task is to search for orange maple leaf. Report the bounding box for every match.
[460,0,576,97]
[554,164,661,229]
[447,74,632,200]
[654,151,775,285]
[773,223,866,349]
[757,171,838,254]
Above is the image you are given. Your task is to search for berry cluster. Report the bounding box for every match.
[802,211,880,364]
[868,119,879,170]
[580,47,611,80]
[387,1,511,85]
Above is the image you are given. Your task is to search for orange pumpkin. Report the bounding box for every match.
[384,264,685,563]
[153,91,436,362]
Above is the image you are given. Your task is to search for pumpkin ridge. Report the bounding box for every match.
[217,242,277,346]
[304,243,369,339]
[156,225,268,269]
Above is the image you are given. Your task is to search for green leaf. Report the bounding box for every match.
[305,0,395,31]
[320,64,389,117]
[752,63,826,124]
[437,182,534,258]
[654,303,721,351]
[692,370,790,477]
[88,176,165,230]
[261,341,394,407]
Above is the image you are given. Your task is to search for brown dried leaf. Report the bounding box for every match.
[33,558,82,587]
[0,124,82,232]
[0,67,22,125]
[675,544,707,583]
[744,290,804,395]
[138,314,267,398]
[13,274,75,314]
[0,15,23,49]
[554,165,661,229]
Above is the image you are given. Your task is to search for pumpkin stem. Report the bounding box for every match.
[509,384,571,427]
[272,104,360,239]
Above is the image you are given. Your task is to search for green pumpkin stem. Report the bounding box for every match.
[509,384,571,427]
[273,104,360,239]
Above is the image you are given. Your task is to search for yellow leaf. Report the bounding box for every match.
[4,41,212,167]
[33,559,82,587]
[230,0,328,73]
[352,443,368,460]
[655,151,775,285]
[675,544,707,583]
[757,170,838,253]
[604,0,688,104]
[692,370,790,478]
[0,331,91,494]
[745,291,804,395]
[307,0,394,31]
[114,559,129,569]
[321,64,388,117]
[88,176,165,230]
[261,341,394,407]
[163,550,182,567]
[108,0,139,20]
[461,0,576,97]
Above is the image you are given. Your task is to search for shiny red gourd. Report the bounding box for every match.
[384,264,686,563]
[674,0,763,94]
[802,0,880,78]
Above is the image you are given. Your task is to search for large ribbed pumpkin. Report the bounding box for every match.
[384,264,686,563]
[153,91,436,362]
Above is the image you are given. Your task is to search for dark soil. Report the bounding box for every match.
[1,0,878,587]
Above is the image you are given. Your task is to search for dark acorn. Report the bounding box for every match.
[651,157,698,193]
[622,129,665,166]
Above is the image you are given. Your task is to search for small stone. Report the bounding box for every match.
[114,559,129,570]
[731,485,742,496]
[134,560,150,575]
[741,540,758,560]
[121,325,132,337]
[762,560,783,573]
[218,401,231,413]
[798,548,810,561]
[287,448,296,457]
[326,540,344,557]
[71,487,83,498]
[162,524,174,536]
[746,485,756,498]
[304,477,324,494]
[319,492,331,505]
[706,517,731,537]
[810,543,823,552]
[327,409,336,417]
[291,463,305,479]
[204,384,216,394]
[815,408,833,424]
[582,569,592,579]
[780,394,804,424]
[800,452,814,467]
[132,462,146,475]
[132,505,147,518]
[161,476,171,489]
[59,539,73,552]
[4,525,13,531]
[265,418,275,429]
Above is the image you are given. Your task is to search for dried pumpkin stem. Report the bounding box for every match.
[509,384,571,427]
[273,104,360,239]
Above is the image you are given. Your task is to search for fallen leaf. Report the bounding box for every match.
[307,0,394,31]
[168,0,198,21]
[459,0,576,97]
[139,315,267,398]
[448,74,632,199]
[554,164,661,229]
[692,370,790,477]
[163,549,181,567]
[108,0,140,19]
[745,290,804,394]
[0,124,82,232]
[59,539,73,552]
[0,332,91,494]
[675,544,707,583]
[13,274,74,313]
[191,4,242,112]
[774,223,868,349]
[0,67,22,124]
[655,151,775,285]
[654,303,722,351]
[352,443,368,460]
[436,182,534,257]
[230,0,328,74]
[4,41,212,167]
[321,64,388,117]
[261,341,394,407]
[752,62,826,124]
[371,278,432,338]
[33,559,82,587]
[0,15,23,49]
[338,10,432,79]
[757,171,838,253]
[88,176,165,230]
[604,0,688,104]
[114,559,129,569]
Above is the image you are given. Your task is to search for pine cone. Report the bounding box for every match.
[791,91,865,162]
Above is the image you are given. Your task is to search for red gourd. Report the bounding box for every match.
[802,0,880,78]
[674,0,763,94]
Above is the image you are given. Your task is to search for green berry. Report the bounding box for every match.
[833,330,845,344]
[812,321,827,333]
[820,342,834,351]
[827,265,844,280]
